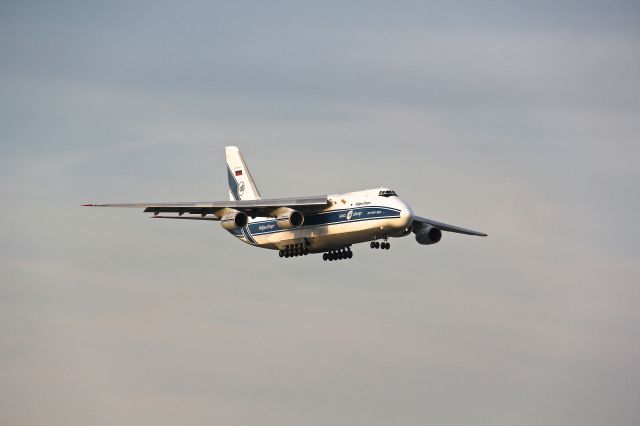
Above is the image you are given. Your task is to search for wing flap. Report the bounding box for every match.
[150,216,220,221]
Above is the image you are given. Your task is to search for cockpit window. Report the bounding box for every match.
[378,190,397,197]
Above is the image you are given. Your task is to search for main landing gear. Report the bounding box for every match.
[322,247,353,261]
[279,243,308,259]
[370,240,390,250]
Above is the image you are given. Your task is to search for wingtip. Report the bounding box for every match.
[81,204,95,207]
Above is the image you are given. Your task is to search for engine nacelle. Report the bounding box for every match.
[415,225,442,245]
[275,208,304,229]
[220,209,248,230]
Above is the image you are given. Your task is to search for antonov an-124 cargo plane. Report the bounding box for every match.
[84,146,486,261]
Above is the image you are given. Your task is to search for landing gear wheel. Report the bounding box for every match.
[323,253,328,261]
[347,251,353,259]
[370,241,375,249]
[375,241,380,249]
[279,250,284,257]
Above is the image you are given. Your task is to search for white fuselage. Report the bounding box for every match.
[226,188,413,252]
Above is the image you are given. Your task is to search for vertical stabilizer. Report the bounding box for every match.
[225,146,261,201]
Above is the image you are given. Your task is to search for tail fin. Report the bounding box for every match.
[225,146,261,201]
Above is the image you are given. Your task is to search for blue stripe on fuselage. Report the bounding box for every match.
[229,206,401,238]
[243,226,257,244]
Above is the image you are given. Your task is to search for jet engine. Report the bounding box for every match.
[220,209,248,230]
[415,225,442,245]
[276,208,304,229]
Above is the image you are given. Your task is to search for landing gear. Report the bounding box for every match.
[279,243,309,259]
[322,246,353,262]
[371,239,390,250]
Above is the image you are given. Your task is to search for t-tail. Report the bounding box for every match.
[226,146,261,201]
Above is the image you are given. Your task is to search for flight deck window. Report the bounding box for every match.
[378,190,397,197]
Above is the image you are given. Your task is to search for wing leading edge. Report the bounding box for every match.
[82,195,329,217]
[413,215,487,237]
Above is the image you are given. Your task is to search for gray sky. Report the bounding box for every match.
[1,1,639,425]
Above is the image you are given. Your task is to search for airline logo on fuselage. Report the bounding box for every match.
[339,210,362,220]
[257,222,277,232]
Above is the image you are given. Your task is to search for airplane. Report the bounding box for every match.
[83,146,487,261]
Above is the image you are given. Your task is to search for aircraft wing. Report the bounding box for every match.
[413,215,487,237]
[82,195,330,217]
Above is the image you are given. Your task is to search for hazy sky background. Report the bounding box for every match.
[1,1,639,425]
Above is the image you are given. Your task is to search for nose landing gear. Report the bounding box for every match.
[370,239,390,250]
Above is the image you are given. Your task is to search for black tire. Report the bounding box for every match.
[279,250,284,257]
[347,251,353,259]
[375,242,380,249]
[304,248,309,255]
[370,241,375,248]
[323,253,328,261]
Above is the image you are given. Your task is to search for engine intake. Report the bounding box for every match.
[276,209,304,229]
[220,209,248,230]
[415,225,442,245]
